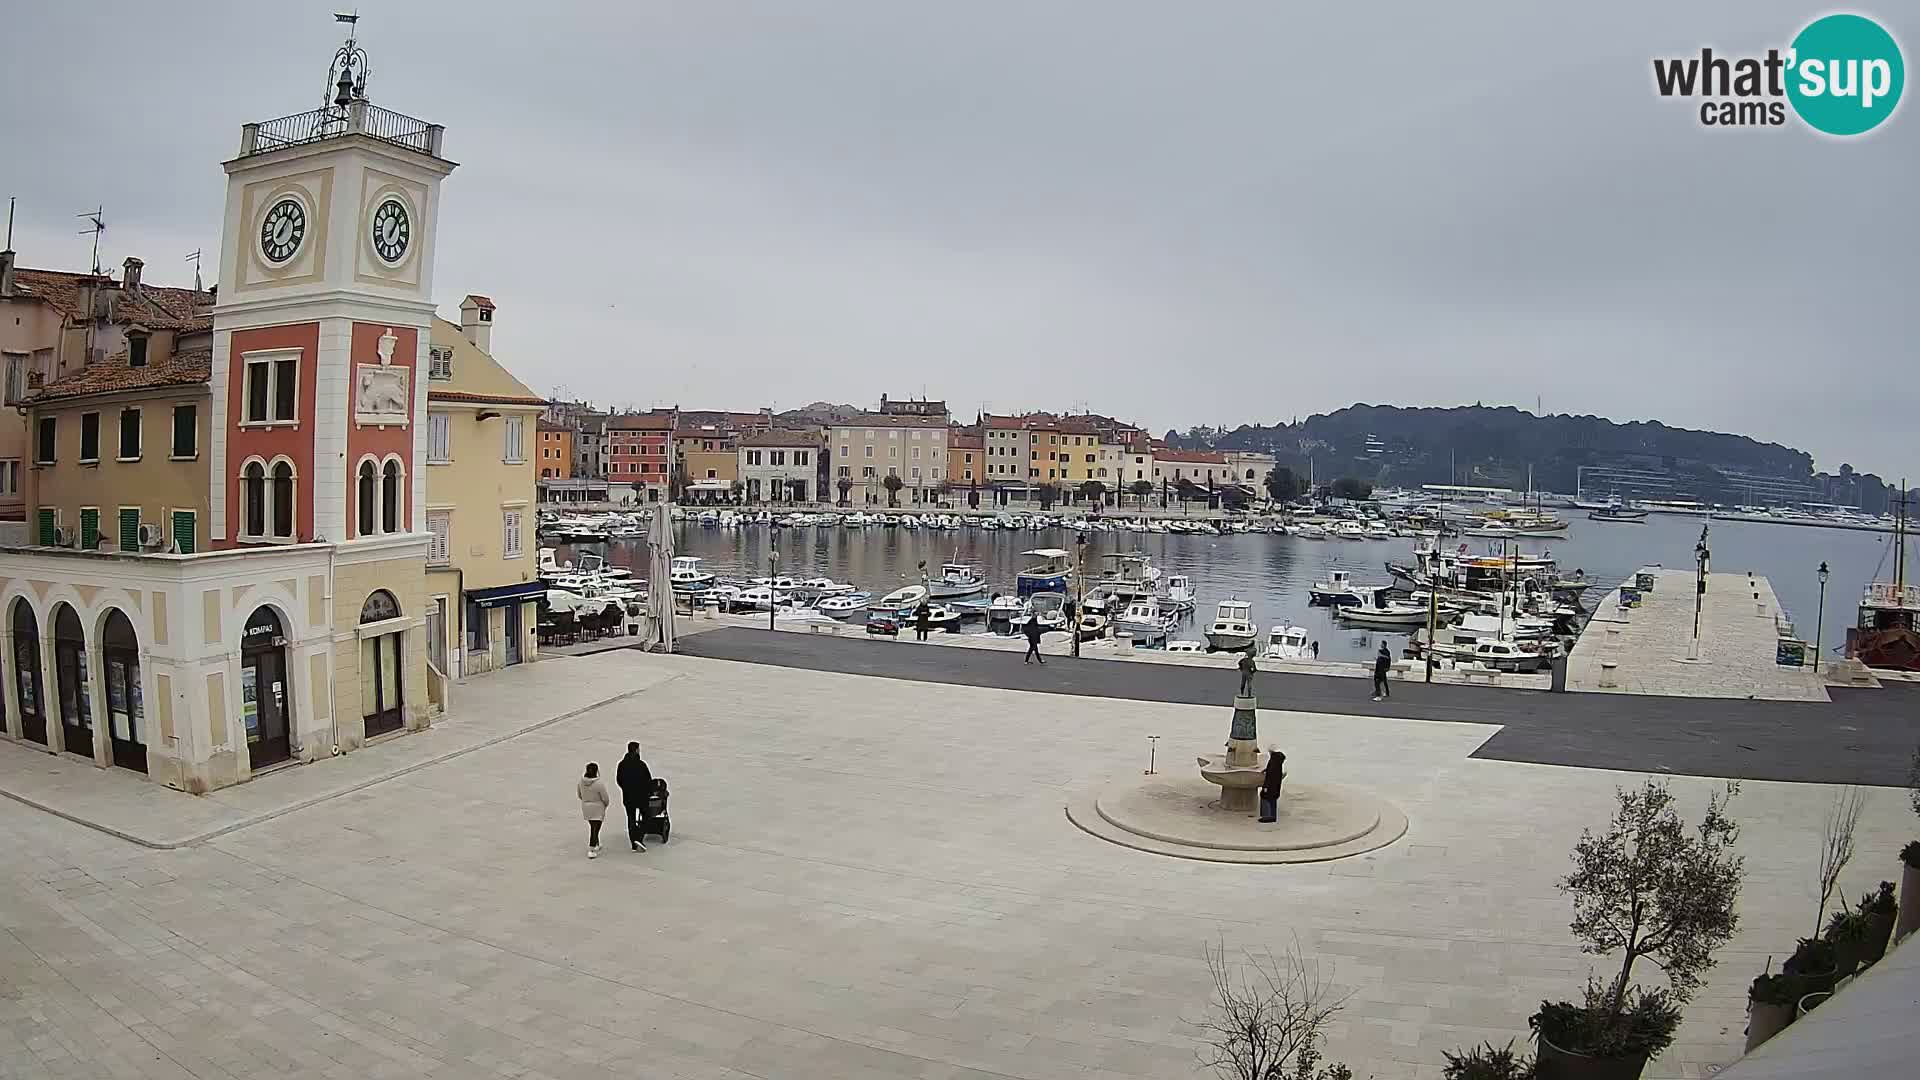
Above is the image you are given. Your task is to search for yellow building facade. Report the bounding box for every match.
[425,308,545,681]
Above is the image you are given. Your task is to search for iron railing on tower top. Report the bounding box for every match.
[239,102,443,158]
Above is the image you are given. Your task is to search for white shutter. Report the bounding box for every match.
[503,417,524,462]
[427,511,450,565]
[428,413,450,462]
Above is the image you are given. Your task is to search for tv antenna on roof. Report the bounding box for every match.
[76,206,105,275]
[185,249,203,292]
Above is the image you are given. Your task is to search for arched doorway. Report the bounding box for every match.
[51,603,93,760]
[240,606,292,769]
[10,600,45,745]
[101,610,147,773]
[360,590,404,737]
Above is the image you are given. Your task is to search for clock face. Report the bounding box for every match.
[371,198,411,264]
[259,198,306,264]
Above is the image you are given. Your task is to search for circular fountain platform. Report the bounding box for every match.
[1066,774,1407,864]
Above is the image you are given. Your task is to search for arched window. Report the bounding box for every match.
[271,461,295,538]
[381,459,402,533]
[357,460,377,537]
[242,461,267,537]
[361,589,400,623]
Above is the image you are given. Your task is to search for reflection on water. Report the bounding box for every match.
[555,513,1897,663]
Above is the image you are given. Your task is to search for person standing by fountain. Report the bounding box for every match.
[1258,747,1286,823]
[914,602,932,641]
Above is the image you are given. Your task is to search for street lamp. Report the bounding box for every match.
[1689,528,1709,660]
[1814,560,1830,673]
[767,538,779,632]
[1072,531,1090,658]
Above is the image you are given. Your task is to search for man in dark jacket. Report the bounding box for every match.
[915,602,931,641]
[1258,748,1286,823]
[1023,615,1045,664]
[616,742,653,851]
[1371,643,1392,701]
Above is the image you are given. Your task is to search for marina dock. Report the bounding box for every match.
[1565,567,1828,701]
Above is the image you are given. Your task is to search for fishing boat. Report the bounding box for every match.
[1015,548,1073,596]
[1407,635,1551,672]
[1263,624,1313,661]
[669,556,716,592]
[1587,497,1648,523]
[986,593,1024,624]
[1096,553,1162,600]
[928,562,988,599]
[1205,598,1257,652]
[1010,592,1069,634]
[1161,574,1197,613]
[817,592,873,617]
[1113,598,1176,643]
[922,604,963,633]
[797,577,855,596]
[1309,569,1368,606]
[1075,612,1109,642]
[1294,523,1329,540]
[1332,521,1367,541]
[872,583,930,614]
[1846,493,1920,670]
[1335,597,1432,628]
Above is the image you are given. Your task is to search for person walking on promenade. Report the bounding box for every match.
[616,742,653,852]
[577,762,611,859]
[915,602,932,641]
[1371,642,1392,701]
[1023,613,1045,664]
[1310,640,1319,661]
[1258,747,1286,823]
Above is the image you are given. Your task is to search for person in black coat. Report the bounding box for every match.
[915,602,932,641]
[1258,748,1286,823]
[1372,642,1392,701]
[1023,614,1045,664]
[616,742,654,851]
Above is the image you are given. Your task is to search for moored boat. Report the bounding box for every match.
[1205,598,1257,652]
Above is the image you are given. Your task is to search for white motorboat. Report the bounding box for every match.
[751,575,801,594]
[774,607,838,627]
[798,577,855,596]
[1096,553,1162,600]
[1464,521,1519,539]
[1205,598,1257,652]
[1113,598,1175,642]
[1166,639,1205,653]
[1161,574,1197,613]
[923,604,963,632]
[1332,521,1367,540]
[731,585,787,612]
[1010,592,1068,633]
[817,592,873,617]
[1263,624,1313,661]
[873,583,930,614]
[928,562,988,599]
[1075,613,1109,641]
[1309,569,1366,606]
[1295,523,1329,540]
[1336,600,1432,628]
[669,556,716,592]
[986,594,1024,622]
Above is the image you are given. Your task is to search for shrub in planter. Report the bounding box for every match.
[1532,984,1679,1080]
[1854,882,1896,966]
[1823,908,1870,978]
[1443,1040,1535,1080]
[1743,973,1803,1053]
[1782,936,1840,995]
[1532,781,1742,1080]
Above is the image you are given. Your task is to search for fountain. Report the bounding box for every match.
[1196,653,1267,812]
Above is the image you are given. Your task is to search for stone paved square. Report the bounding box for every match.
[0,649,1913,1079]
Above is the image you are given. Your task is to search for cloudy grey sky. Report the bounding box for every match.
[4,3,1913,474]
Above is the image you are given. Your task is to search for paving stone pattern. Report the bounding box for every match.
[0,651,1914,1079]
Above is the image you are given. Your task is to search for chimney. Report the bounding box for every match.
[459,294,495,352]
[122,256,143,292]
[0,249,14,298]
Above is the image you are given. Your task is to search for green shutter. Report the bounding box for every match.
[79,508,100,550]
[119,508,141,551]
[171,511,195,554]
[36,508,55,546]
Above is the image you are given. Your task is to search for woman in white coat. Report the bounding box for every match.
[577,762,611,858]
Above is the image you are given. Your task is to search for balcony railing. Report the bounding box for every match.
[240,102,444,158]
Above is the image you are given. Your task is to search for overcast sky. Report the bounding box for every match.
[3,3,1913,474]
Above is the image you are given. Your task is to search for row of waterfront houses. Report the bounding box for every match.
[535,396,1277,509]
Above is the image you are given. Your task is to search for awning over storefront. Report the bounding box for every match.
[468,580,547,609]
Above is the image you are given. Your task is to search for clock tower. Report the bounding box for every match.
[209,19,456,752]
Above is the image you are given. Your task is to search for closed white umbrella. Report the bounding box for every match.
[647,504,676,653]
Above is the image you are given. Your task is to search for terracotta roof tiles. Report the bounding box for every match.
[10,268,213,332]
[30,348,211,403]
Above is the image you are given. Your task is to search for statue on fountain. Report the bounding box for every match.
[1237,651,1257,698]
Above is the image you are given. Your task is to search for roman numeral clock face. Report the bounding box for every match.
[371,198,411,264]
[259,198,305,264]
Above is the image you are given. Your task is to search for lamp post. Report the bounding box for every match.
[1689,528,1709,660]
[1814,560,1830,673]
[1072,531,1089,658]
[767,538,778,632]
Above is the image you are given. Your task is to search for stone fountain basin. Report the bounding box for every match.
[1196,755,1266,789]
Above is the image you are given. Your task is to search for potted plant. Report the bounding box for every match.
[1899,840,1920,944]
[1856,881,1897,964]
[1781,936,1840,996]
[1795,990,1832,1017]
[1531,781,1744,1080]
[1744,972,1802,1053]
[1444,1040,1535,1079]
[1823,908,1870,978]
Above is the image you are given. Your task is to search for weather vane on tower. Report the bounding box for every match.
[325,11,371,112]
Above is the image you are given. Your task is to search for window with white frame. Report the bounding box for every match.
[428,412,451,462]
[0,459,18,496]
[427,510,450,565]
[242,352,299,424]
[795,450,808,465]
[502,510,523,557]
[2,353,24,406]
[503,416,525,462]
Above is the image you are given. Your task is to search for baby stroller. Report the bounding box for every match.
[636,777,670,844]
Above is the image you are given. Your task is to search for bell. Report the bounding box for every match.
[333,64,355,107]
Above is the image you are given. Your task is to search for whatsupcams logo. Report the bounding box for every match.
[1653,13,1904,134]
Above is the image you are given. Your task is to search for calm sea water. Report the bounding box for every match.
[555,514,1901,662]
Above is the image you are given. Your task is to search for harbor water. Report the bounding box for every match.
[553,513,1897,663]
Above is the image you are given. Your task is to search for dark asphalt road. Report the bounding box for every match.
[677,628,1920,786]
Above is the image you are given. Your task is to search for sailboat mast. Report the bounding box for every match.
[1898,480,1908,594]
